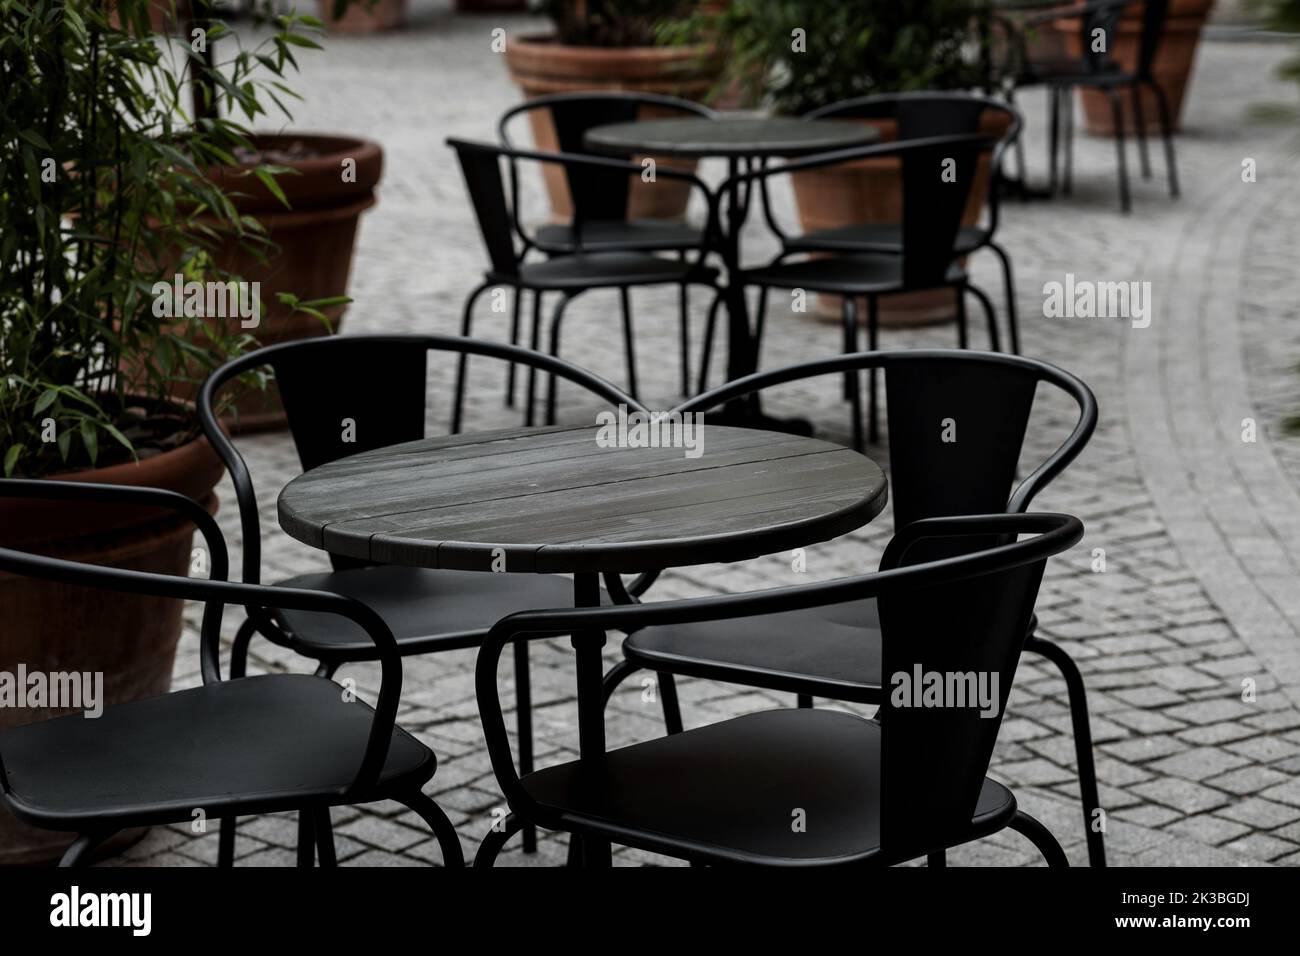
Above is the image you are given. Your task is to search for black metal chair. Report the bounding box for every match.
[0,479,462,868]
[699,133,1003,450]
[499,91,717,396]
[762,92,1024,356]
[602,349,1108,867]
[1011,0,1179,212]
[448,137,721,428]
[475,512,1082,867]
[198,333,655,862]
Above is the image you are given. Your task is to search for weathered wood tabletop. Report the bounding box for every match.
[278,424,888,574]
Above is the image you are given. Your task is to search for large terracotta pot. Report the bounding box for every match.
[1057,0,1214,135]
[790,111,1010,327]
[503,34,720,221]
[316,0,408,34]
[0,435,224,865]
[190,133,382,430]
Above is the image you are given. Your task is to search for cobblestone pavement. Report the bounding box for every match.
[108,4,1300,867]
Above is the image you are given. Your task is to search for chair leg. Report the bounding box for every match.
[619,286,639,401]
[58,832,112,868]
[1130,83,1151,178]
[1026,634,1107,867]
[1148,78,1180,198]
[545,292,573,427]
[514,640,537,854]
[505,288,523,408]
[796,694,813,709]
[954,285,969,350]
[397,790,465,867]
[525,290,543,427]
[451,280,491,434]
[967,283,1001,353]
[987,241,1020,355]
[314,807,337,867]
[475,812,523,868]
[296,810,316,867]
[697,287,725,393]
[1106,88,1132,213]
[866,294,879,446]
[842,296,864,452]
[1008,810,1069,867]
[753,286,770,373]
[678,279,691,397]
[658,672,685,735]
[220,618,258,870]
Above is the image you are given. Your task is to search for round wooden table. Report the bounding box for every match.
[279,422,888,865]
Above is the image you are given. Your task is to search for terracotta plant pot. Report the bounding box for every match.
[186,133,383,431]
[503,34,720,221]
[0,435,224,865]
[1057,0,1214,135]
[790,111,1011,327]
[317,0,407,34]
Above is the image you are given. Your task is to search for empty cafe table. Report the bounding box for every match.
[278,422,888,866]
[585,117,881,428]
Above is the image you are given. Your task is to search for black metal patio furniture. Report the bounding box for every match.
[198,334,646,861]
[761,92,1024,356]
[276,417,890,868]
[475,512,1083,867]
[700,133,1004,450]
[0,479,463,868]
[600,349,1107,867]
[448,138,722,427]
[498,91,718,396]
[1009,0,1179,212]
[584,115,880,433]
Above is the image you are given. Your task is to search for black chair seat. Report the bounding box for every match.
[0,675,434,830]
[276,566,602,658]
[624,598,883,704]
[784,223,987,256]
[522,709,1015,865]
[1020,60,1129,87]
[512,251,718,290]
[535,219,703,253]
[741,254,965,295]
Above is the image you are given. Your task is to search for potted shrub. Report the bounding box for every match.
[1055,0,1215,135]
[665,0,1009,326]
[504,0,722,220]
[0,0,331,864]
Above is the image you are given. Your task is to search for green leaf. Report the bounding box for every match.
[253,166,291,209]
[33,389,58,414]
[80,419,98,466]
[3,445,21,478]
[18,129,51,150]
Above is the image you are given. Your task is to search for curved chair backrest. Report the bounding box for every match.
[198,333,645,586]
[478,512,1083,861]
[498,91,716,229]
[449,137,719,275]
[675,349,1097,533]
[0,479,404,795]
[727,133,997,290]
[797,91,1022,241]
